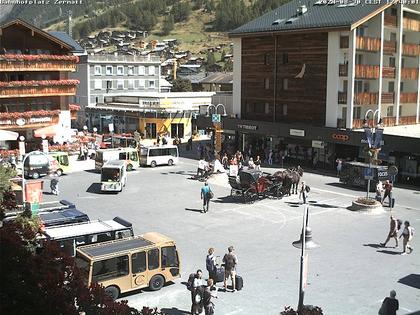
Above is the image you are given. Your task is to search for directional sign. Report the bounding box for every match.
[364,168,374,180]
[212,114,221,123]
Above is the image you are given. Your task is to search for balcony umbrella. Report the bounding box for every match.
[34,125,59,138]
[0,130,19,141]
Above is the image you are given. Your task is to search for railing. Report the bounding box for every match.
[402,43,420,56]
[354,92,378,105]
[0,80,78,98]
[355,64,379,79]
[400,92,418,103]
[338,92,347,104]
[340,36,349,49]
[0,110,60,128]
[352,119,365,129]
[403,17,420,32]
[88,55,161,63]
[383,40,396,54]
[399,115,418,125]
[382,67,395,78]
[382,116,397,126]
[339,64,348,76]
[401,68,419,80]
[353,116,418,129]
[384,14,397,27]
[0,55,77,72]
[356,36,381,52]
[381,92,394,104]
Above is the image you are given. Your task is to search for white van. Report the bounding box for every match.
[101,160,127,192]
[139,145,179,167]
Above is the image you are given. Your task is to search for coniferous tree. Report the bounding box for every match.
[162,14,175,35]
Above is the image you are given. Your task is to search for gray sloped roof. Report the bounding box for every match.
[49,31,84,53]
[200,72,233,84]
[229,0,390,36]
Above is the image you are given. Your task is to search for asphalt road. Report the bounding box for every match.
[42,158,420,315]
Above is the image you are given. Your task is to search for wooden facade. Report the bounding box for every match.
[241,33,328,126]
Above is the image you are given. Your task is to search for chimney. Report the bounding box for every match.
[297,5,308,15]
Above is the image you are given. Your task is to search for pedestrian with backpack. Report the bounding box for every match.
[299,181,309,204]
[399,221,414,255]
[201,182,213,213]
[380,216,400,248]
[187,270,205,314]
[206,248,217,283]
[223,246,238,292]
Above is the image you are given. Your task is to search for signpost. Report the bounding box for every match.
[364,167,373,198]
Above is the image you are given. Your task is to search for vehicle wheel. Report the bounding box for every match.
[168,159,173,166]
[105,285,120,300]
[151,161,157,168]
[56,169,63,176]
[32,172,40,179]
[149,274,164,291]
[126,164,133,171]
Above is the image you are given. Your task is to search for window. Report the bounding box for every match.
[402,34,406,43]
[353,106,361,119]
[117,66,124,76]
[387,106,393,116]
[94,80,102,90]
[363,82,369,92]
[139,66,145,75]
[343,80,348,92]
[264,78,270,90]
[148,248,160,270]
[128,66,134,76]
[390,32,397,42]
[391,8,397,16]
[106,66,113,75]
[149,66,155,75]
[356,27,365,37]
[132,251,147,273]
[139,79,145,88]
[128,80,134,90]
[117,80,124,90]
[161,246,179,268]
[388,81,394,92]
[149,80,155,89]
[92,255,129,282]
[342,107,347,120]
[399,105,402,116]
[94,66,102,76]
[169,148,178,157]
[282,104,288,116]
[171,123,184,138]
[282,52,288,64]
[400,82,404,92]
[389,57,395,68]
[282,78,288,90]
[106,80,112,91]
[145,123,156,138]
[356,54,363,65]
[401,58,405,68]
[264,53,272,65]
[355,80,363,93]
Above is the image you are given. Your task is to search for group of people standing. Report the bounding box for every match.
[376,180,394,207]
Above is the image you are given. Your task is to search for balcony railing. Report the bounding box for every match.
[401,68,419,80]
[399,115,418,125]
[0,80,78,98]
[381,92,394,104]
[383,40,396,54]
[400,92,418,103]
[403,17,420,32]
[382,67,395,78]
[339,64,348,76]
[354,92,378,105]
[402,43,420,57]
[384,14,397,27]
[0,54,78,72]
[356,36,381,52]
[355,64,379,79]
[340,36,349,49]
[352,116,418,129]
[338,92,347,104]
[0,110,60,129]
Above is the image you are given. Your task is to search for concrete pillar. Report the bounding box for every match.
[395,4,404,125]
[346,30,356,129]
[378,12,384,121]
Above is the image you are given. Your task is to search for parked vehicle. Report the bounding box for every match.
[23,152,58,179]
[95,147,138,171]
[48,151,70,176]
[139,145,179,167]
[76,232,180,300]
[339,161,389,191]
[39,217,134,256]
[101,160,127,193]
[38,208,90,227]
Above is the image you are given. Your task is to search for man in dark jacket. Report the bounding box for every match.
[379,290,399,315]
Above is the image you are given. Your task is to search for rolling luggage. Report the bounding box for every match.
[235,275,243,291]
[215,267,224,283]
[391,198,395,208]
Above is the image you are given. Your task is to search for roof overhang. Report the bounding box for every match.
[228,25,350,38]
[350,1,397,30]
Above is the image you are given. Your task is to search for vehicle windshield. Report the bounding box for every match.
[101,168,121,182]
[75,254,90,283]
[140,147,148,157]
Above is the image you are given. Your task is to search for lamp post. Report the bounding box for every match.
[18,136,25,162]
[292,204,319,314]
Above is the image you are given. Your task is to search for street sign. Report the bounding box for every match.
[312,140,324,149]
[388,166,398,176]
[212,114,221,123]
[108,123,114,133]
[377,169,389,181]
[364,168,374,180]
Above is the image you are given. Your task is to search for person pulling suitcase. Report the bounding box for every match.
[206,248,224,284]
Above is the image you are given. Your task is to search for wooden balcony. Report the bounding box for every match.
[381,92,394,104]
[383,40,396,55]
[402,43,420,57]
[403,17,420,32]
[400,92,418,104]
[354,92,378,105]
[340,36,349,49]
[382,67,395,78]
[355,64,379,79]
[356,36,381,52]
[0,110,60,130]
[338,92,347,104]
[353,116,418,129]
[0,80,78,98]
[401,68,419,80]
[0,55,78,72]
[339,64,348,76]
[399,115,418,125]
[384,14,397,27]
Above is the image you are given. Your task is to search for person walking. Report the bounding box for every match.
[203,279,217,315]
[376,181,384,202]
[248,157,255,170]
[299,181,309,204]
[399,221,414,255]
[201,182,212,213]
[223,246,238,292]
[221,153,228,170]
[382,180,393,206]
[336,158,342,177]
[50,173,60,195]
[206,248,217,283]
[380,216,400,248]
[268,150,273,165]
[378,290,399,315]
[254,156,261,171]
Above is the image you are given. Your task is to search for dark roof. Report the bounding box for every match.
[80,237,154,257]
[200,72,233,85]
[229,0,391,36]
[39,208,89,227]
[49,31,84,53]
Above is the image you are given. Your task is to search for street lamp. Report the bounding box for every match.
[205,104,227,154]
[206,103,227,117]
[292,205,319,314]
[18,136,25,162]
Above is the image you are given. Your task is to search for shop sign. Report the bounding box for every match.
[16,118,26,126]
[331,133,349,141]
[377,169,389,181]
[212,114,221,123]
[312,140,324,149]
[290,129,305,137]
[237,124,258,131]
[29,117,51,124]
[361,139,384,146]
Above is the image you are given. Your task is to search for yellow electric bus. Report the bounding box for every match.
[75,232,180,300]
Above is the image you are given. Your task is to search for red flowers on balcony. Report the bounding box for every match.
[0,79,80,88]
[0,54,79,63]
[0,109,61,120]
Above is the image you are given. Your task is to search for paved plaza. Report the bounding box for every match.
[42,157,420,315]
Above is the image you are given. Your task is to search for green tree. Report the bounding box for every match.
[206,51,216,67]
[223,59,233,72]
[171,78,193,92]
[171,2,191,23]
[162,14,174,35]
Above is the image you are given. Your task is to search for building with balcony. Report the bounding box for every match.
[70,54,162,128]
[0,19,80,146]
[223,1,420,185]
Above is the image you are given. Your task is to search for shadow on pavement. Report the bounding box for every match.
[376,250,401,255]
[398,274,420,289]
[213,196,243,204]
[311,203,337,209]
[162,170,197,177]
[160,308,190,315]
[84,169,98,174]
[326,182,366,192]
[285,201,300,208]
[363,243,382,249]
[86,183,102,194]
[185,208,203,213]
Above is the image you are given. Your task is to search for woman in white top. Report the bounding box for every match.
[248,157,255,170]
[399,221,414,255]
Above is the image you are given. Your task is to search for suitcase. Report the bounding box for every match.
[235,275,243,291]
[391,198,395,208]
[215,267,224,283]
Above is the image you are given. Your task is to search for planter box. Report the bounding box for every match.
[350,199,384,213]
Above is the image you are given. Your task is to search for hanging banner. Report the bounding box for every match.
[363,127,373,148]
[373,128,384,149]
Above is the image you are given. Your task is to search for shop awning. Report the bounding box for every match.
[0,130,19,141]
[34,125,59,138]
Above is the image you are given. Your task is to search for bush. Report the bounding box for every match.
[280,305,323,315]
[356,197,377,205]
